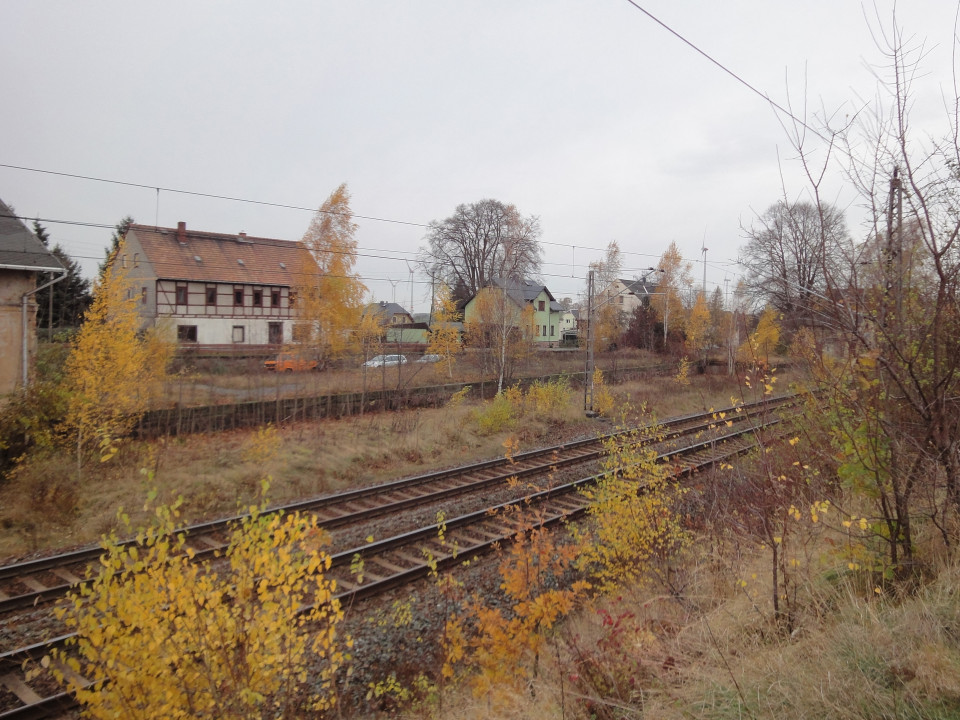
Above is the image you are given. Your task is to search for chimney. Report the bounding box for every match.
[177,221,187,245]
[239,232,247,239]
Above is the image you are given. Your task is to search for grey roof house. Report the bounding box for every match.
[0,198,65,392]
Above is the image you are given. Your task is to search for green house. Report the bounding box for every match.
[463,278,563,346]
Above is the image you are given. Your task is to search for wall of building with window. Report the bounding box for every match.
[157,280,292,345]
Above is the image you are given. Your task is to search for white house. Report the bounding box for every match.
[599,277,658,316]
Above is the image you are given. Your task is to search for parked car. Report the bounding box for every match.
[417,354,442,363]
[264,353,318,372]
[362,354,407,368]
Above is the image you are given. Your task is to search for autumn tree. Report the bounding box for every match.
[50,496,346,718]
[296,183,368,368]
[420,199,542,306]
[61,239,172,473]
[655,241,693,348]
[737,306,781,368]
[427,282,462,378]
[97,215,133,279]
[621,302,659,351]
[685,292,711,362]
[588,241,625,349]
[775,13,960,568]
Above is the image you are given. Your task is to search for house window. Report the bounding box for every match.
[538,300,545,311]
[232,326,245,343]
[550,325,555,336]
[543,325,547,337]
[122,255,127,268]
[253,288,263,307]
[176,284,188,305]
[271,289,281,307]
[141,287,147,305]
[176,325,198,343]
[618,296,623,304]
[268,322,283,345]
[234,287,244,306]
[133,253,140,268]
[206,286,217,306]
[535,325,540,337]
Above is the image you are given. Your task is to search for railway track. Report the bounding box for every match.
[0,394,805,718]
[0,394,798,618]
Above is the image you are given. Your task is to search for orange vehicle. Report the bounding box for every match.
[263,352,319,372]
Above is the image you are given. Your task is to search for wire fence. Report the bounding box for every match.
[135,364,671,438]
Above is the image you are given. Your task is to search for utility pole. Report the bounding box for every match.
[886,166,903,319]
[584,270,596,416]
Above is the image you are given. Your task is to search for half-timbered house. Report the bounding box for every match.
[123,222,313,350]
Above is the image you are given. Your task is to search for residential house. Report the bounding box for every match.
[0,198,65,392]
[599,277,659,316]
[365,301,414,327]
[463,278,563,347]
[123,222,313,349]
[559,307,579,344]
[363,301,430,345]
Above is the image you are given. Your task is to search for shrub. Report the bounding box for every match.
[48,493,347,718]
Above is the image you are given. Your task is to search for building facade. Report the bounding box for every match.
[124,222,312,349]
[463,278,563,346]
[0,199,64,393]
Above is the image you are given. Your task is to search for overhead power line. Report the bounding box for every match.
[0,163,429,228]
[621,0,832,145]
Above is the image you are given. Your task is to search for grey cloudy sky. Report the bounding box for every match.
[2,1,957,313]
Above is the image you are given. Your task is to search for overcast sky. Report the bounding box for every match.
[3,1,957,313]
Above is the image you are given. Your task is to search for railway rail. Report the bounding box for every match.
[0,394,799,617]
[0,394,806,718]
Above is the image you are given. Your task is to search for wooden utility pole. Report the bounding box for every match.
[886,166,903,318]
[584,270,596,416]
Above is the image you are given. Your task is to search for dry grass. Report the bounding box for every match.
[399,544,960,720]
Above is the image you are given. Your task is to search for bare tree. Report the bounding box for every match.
[419,199,542,305]
[739,201,851,335]
[781,11,960,569]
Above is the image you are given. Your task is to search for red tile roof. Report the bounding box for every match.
[128,223,315,287]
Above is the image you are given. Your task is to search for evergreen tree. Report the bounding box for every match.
[32,221,92,334]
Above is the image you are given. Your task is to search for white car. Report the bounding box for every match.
[417,354,442,363]
[362,354,407,368]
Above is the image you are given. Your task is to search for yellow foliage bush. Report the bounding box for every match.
[591,368,615,416]
[49,494,347,719]
[451,505,590,705]
[472,391,517,435]
[576,411,690,592]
